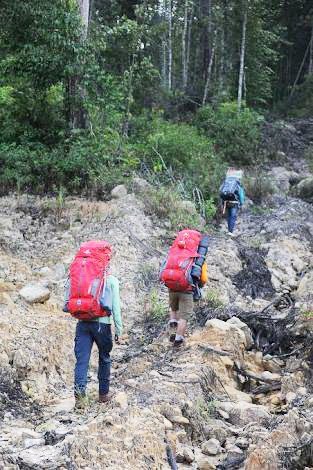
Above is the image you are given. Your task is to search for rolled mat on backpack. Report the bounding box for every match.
[190,235,209,281]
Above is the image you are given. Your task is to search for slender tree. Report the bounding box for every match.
[168,0,173,90]
[309,15,313,74]
[238,2,248,110]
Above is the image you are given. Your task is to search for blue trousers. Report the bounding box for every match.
[74,321,112,396]
[227,206,239,232]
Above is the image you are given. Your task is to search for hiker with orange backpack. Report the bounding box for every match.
[64,241,122,408]
[160,230,209,347]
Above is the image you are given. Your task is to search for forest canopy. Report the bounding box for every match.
[0,0,312,204]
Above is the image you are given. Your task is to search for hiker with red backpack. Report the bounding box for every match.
[160,230,209,347]
[64,240,122,408]
[220,169,245,234]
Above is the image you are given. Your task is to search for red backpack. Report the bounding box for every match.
[68,240,111,320]
[160,229,201,292]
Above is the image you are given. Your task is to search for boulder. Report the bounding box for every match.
[194,448,218,470]
[204,319,247,354]
[270,167,291,193]
[201,438,222,456]
[217,401,271,426]
[245,447,279,470]
[296,271,313,301]
[176,445,194,464]
[19,283,50,304]
[265,238,309,291]
[295,176,313,201]
[202,420,229,444]
[111,184,128,199]
[114,391,128,410]
[226,317,254,349]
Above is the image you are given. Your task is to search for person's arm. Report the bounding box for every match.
[110,277,123,337]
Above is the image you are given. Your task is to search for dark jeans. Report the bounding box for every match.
[227,206,239,232]
[74,321,113,396]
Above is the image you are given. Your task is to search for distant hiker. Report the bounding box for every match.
[220,170,245,234]
[160,230,209,348]
[64,240,122,408]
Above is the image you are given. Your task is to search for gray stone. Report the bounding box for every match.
[296,176,313,201]
[24,438,45,448]
[19,283,50,304]
[132,177,151,194]
[111,184,128,199]
[235,437,250,450]
[227,317,254,349]
[201,438,222,456]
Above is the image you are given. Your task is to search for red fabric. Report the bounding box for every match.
[68,240,111,320]
[160,229,201,292]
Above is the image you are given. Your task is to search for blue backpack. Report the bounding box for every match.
[220,177,240,202]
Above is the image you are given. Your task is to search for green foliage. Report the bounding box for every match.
[300,310,313,320]
[203,198,217,222]
[203,289,224,308]
[195,397,216,419]
[0,131,138,194]
[146,288,167,323]
[245,174,275,204]
[140,186,204,231]
[195,102,263,165]
[134,117,226,201]
[286,75,313,118]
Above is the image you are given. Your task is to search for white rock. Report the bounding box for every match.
[114,391,128,410]
[201,438,222,456]
[171,415,190,425]
[111,185,127,199]
[19,284,50,304]
[226,317,254,348]
[285,392,297,403]
[163,417,173,430]
[24,438,45,448]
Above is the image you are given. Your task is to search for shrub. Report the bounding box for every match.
[0,131,139,194]
[140,186,205,231]
[145,288,167,323]
[245,174,275,204]
[283,75,313,118]
[133,117,226,201]
[194,102,263,165]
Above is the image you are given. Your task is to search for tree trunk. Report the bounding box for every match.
[168,0,172,91]
[161,0,168,88]
[185,1,194,91]
[67,0,90,130]
[182,0,188,90]
[78,0,90,39]
[238,5,247,111]
[309,17,313,75]
[202,46,215,105]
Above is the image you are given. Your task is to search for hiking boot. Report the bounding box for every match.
[99,393,112,403]
[74,394,87,410]
[169,333,176,343]
[173,338,184,348]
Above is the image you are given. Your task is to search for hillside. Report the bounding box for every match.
[1,120,313,470]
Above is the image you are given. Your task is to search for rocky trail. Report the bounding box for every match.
[1,121,313,470]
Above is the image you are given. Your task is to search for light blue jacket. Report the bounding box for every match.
[237,185,245,206]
